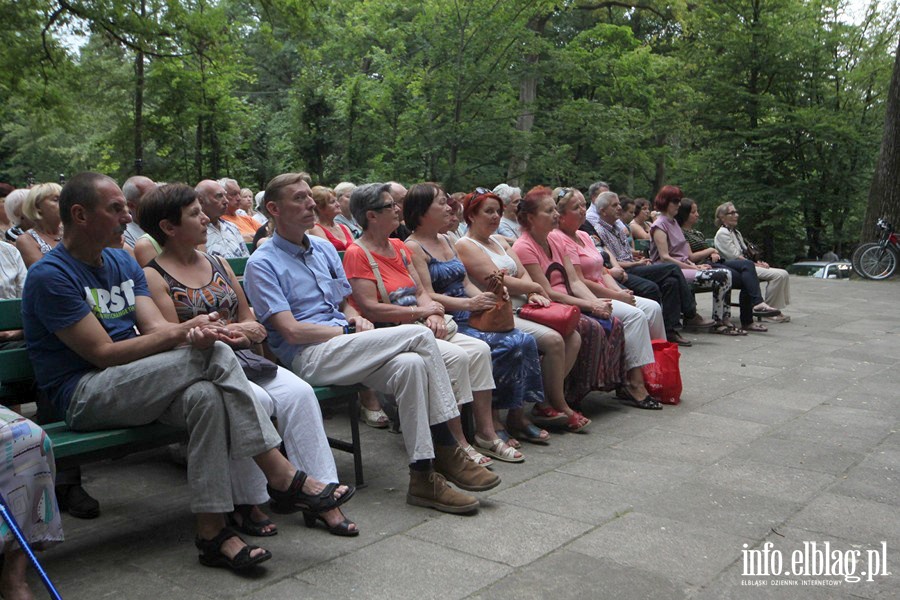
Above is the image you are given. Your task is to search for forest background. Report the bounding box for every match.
[1,0,898,263]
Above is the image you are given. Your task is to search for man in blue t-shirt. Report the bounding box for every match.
[22,172,354,571]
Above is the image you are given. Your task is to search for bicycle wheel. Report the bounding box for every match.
[851,243,878,278]
[857,245,898,280]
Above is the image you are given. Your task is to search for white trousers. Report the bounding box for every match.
[230,366,338,506]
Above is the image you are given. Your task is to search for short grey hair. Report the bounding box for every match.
[333,181,356,197]
[4,189,28,227]
[492,183,522,206]
[593,191,619,212]
[122,175,155,208]
[714,202,736,228]
[350,183,392,231]
[587,181,610,201]
[217,177,238,190]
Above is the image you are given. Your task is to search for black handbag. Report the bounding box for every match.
[234,348,278,381]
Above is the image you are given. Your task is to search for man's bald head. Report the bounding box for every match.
[387,181,408,209]
[195,179,228,221]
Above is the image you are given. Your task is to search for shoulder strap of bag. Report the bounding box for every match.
[544,262,575,297]
[352,239,390,304]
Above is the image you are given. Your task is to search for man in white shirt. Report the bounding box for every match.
[195,180,250,258]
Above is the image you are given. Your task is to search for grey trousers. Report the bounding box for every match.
[292,325,459,462]
[66,342,281,513]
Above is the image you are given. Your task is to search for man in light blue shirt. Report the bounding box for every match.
[244,172,499,514]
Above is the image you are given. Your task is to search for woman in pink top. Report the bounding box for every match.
[550,188,663,409]
[513,186,627,425]
[650,185,741,335]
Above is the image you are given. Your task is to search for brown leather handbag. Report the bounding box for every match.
[468,270,515,332]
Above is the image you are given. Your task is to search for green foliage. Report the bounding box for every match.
[0,0,896,260]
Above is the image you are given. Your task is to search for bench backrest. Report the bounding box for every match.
[226,256,249,277]
[0,298,33,390]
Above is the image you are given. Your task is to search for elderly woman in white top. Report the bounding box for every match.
[713,202,791,322]
[3,189,31,243]
[492,184,522,242]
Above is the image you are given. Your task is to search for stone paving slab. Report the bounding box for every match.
[27,276,900,599]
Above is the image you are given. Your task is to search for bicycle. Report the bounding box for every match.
[852,218,899,280]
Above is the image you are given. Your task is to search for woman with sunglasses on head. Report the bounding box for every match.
[550,187,663,409]
[457,188,584,441]
[405,183,550,450]
[713,202,791,323]
[512,186,628,425]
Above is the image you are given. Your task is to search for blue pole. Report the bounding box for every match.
[0,494,62,600]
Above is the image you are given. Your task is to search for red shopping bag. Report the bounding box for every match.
[641,340,682,405]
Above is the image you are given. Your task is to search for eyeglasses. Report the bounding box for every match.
[473,187,491,196]
[372,202,396,211]
[725,210,739,216]
[556,188,571,200]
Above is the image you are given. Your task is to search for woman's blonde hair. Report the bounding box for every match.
[22,183,62,222]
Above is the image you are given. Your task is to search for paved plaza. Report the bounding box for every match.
[35,275,899,599]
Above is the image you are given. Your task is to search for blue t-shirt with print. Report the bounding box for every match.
[22,244,149,415]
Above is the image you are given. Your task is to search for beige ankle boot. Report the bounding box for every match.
[433,445,501,492]
[407,469,479,514]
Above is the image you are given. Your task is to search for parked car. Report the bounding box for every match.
[786,261,853,279]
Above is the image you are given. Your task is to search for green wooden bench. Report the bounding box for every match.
[226,256,248,277]
[633,238,650,254]
[0,298,366,486]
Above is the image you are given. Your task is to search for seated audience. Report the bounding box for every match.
[17,184,62,268]
[243,172,498,514]
[252,191,268,226]
[0,407,64,600]
[714,202,791,323]
[676,198,781,332]
[629,198,652,241]
[140,183,357,536]
[406,183,546,456]
[456,189,582,439]
[4,189,31,243]
[333,182,361,238]
[343,183,517,463]
[23,172,353,571]
[220,178,263,243]
[650,186,742,335]
[551,187,663,409]
[492,183,522,242]
[309,186,354,251]
[590,189,713,346]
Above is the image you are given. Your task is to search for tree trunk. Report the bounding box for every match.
[133,0,146,175]
[861,37,900,242]
[507,14,549,187]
